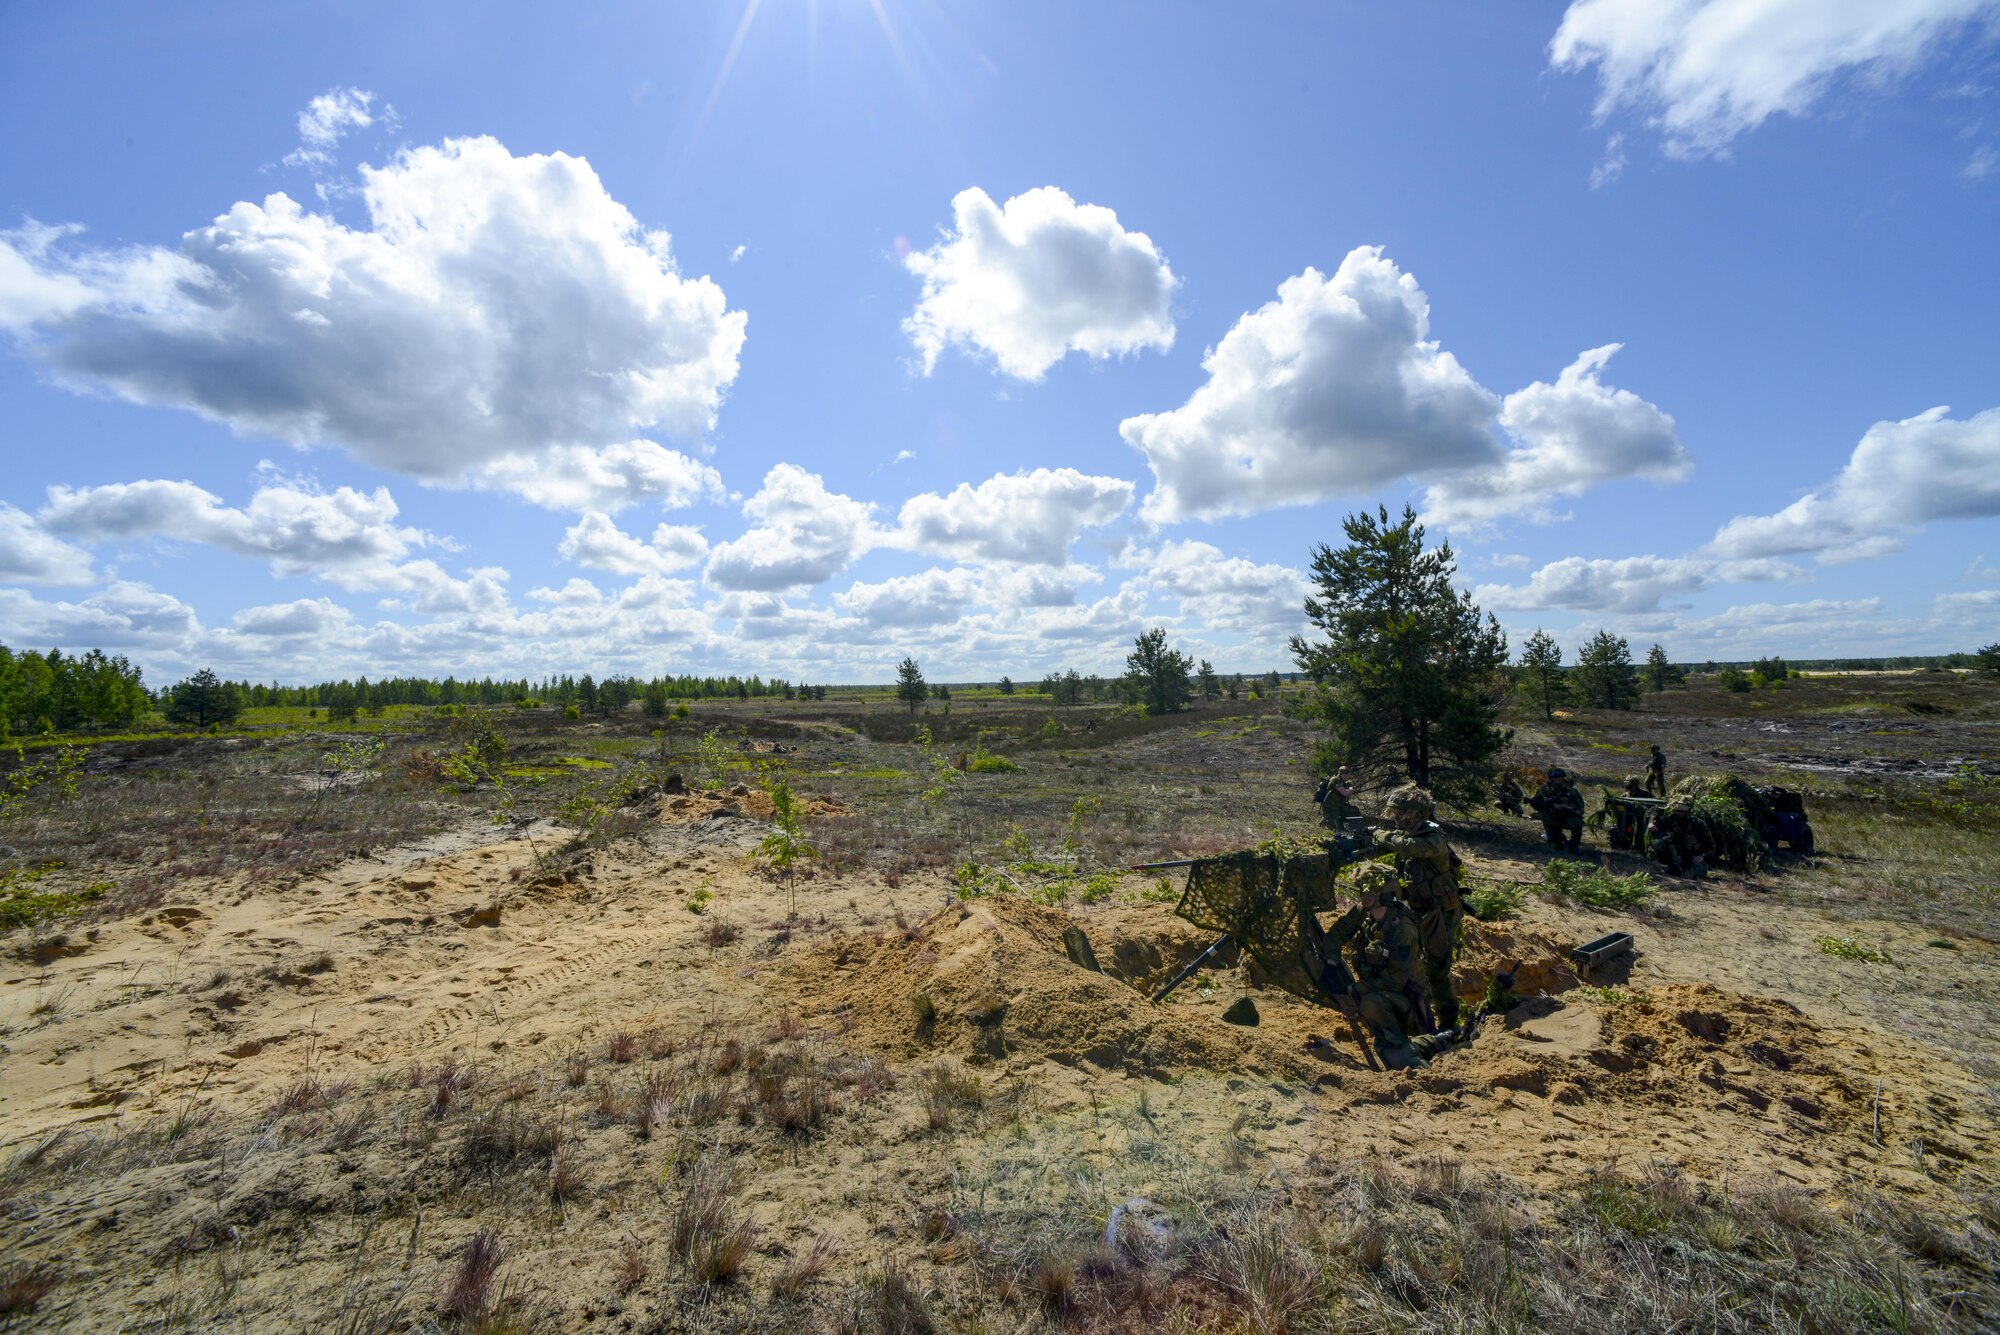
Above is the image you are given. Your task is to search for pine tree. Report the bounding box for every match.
[1197,659,1220,701]
[1645,643,1684,692]
[165,668,243,728]
[1126,627,1194,715]
[1574,631,1642,710]
[1520,629,1568,720]
[1290,506,1511,807]
[895,657,927,715]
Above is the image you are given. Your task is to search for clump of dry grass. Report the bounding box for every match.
[668,1150,758,1285]
[829,1263,936,1335]
[918,1059,983,1131]
[0,1261,61,1318]
[547,1141,587,1209]
[772,1233,839,1299]
[439,1229,506,1324]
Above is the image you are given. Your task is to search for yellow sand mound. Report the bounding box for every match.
[793,895,1327,1079]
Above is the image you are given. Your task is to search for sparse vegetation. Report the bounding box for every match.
[1538,858,1657,910]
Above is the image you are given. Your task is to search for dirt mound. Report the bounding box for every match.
[1452,983,1871,1139]
[1454,917,1582,998]
[795,895,1319,1079]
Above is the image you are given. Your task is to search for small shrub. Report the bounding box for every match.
[1463,879,1528,920]
[1539,859,1656,910]
[1816,935,1894,965]
[0,865,109,933]
[966,749,1018,774]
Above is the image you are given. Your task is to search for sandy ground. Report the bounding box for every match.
[3,797,1996,1329]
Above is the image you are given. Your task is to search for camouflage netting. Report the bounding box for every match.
[1669,774,1767,871]
[1176,838,1351,1005]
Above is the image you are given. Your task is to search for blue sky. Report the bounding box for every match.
[2,0,1996,685]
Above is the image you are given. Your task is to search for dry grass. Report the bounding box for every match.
[918,1059,984,1131]
[668,1149,758,1285]
[439,1229,507,1324]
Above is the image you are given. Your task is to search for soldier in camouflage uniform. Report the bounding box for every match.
[1646,798,1707,877]
[1313,766,1361,831]
[1623,775,1647,797]
[1322,864,1435,1070]
[1494,773,1525,818]
[1646,745,1668,797]
[1370,784,1462,1030]
[1531,768,1586,852]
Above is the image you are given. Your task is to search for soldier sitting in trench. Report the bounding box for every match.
[1320,863,1439,1071]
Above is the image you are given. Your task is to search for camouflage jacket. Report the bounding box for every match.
[1373,823,1459,914]
[1324,901,1423,994]
[1534,779,1585,819]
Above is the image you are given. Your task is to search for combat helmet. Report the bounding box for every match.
[1382,783,1436,824]
[1344,860,1402,904]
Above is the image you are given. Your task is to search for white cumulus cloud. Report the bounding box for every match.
[895,468,1133,565]
[903,186,1177,380]
[0,581,201,650]
[1133,539,1310,635]
[1710,405,2000,563]
[834,567,981,627]
[559,511,709,578]
[0,136,746,484]
[285,87,381,169]
[1551,0,2000,157]
[468,440,724,513]
[40,478,429,577]
[0,502,95,585]
[1476,551,1806,614]
[704,465,879,591]
[1121,247,1502,524]
[1424,344,1689,526]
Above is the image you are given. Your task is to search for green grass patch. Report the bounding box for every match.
[850,766,906,780]
[1464,880,1529,920]
[0,865,109,933]
[1538,859,1657,910]
[1134,876,1181,904]
[1574,984,1647,1008]
[967,753,1018,774]
[1815,934,1894,965]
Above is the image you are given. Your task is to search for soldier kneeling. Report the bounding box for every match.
[1647,798,1708,877]
[1322,865,1439,1071]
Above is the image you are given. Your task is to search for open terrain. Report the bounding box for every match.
[2,671,1998,1332]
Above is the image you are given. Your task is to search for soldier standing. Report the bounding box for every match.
[1314,766,1361,831]
[1321,866,1434,1070]
[1371,784,1462,1031]
[1646,745,1668,797]
[1531,768,1586,852]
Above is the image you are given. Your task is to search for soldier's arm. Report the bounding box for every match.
[1323,905,1365,952]
[1374,827,1450,867]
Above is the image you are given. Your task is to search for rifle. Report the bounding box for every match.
[1314,949,1383,1071]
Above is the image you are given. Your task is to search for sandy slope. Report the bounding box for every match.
[2,800,1995,1328]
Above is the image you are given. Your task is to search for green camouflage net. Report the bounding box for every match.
[1174,840,1350,1004]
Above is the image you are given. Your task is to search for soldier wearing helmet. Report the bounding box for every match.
[1369,784,1463,1031]
[1322,863,1433,1070]
[1530,768,1585,852]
